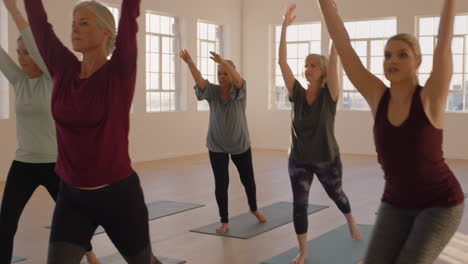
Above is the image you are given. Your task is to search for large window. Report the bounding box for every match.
[419,15,468,112]
[272,23,321,110]
[145,12,179,112]
[0,5,8,119]
[342,18,396,110]
[197,21,222,111]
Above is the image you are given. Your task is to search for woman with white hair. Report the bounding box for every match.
[279,5,361,264]
[23,0,160,263]
[180,50,267,234]
[0,0,98,263]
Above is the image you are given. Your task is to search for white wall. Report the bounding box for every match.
[243,0,468,159]
[0,0,243,181]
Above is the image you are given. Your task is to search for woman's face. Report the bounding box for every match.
[71,7,109,54]
[17,39,42,78]
[384,40,421,83]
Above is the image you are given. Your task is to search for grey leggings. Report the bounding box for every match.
[364,201,465,264]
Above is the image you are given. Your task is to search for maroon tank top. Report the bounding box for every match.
[374,86,464,209]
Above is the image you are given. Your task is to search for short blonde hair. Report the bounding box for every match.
[74,1,116,56]
[386,33,421,59]
[305,54,328,87]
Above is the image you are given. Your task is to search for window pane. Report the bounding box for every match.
[275,26,282,42]
[287,43,298,58]
[371,40,384,56]
[355,21,369,39]
[208,24,216,40]
[160,16,170,34]
[201,41,209,58]
[447,93,463,111]
[353,41,367,57]
[352,93,369,110]
[419,74,430,86]
[150,72,159,90]
[198,101,209,111]
[419,17,434,36]
[452,37,463,54]
[161,92,170,111]
[298,24,312,41]
[343,75,355,91]
[420,55,433,74]
[310,41,321,54]
[419,36,434,55]
[287,25,298,42]
[342,92,352,110]
[200,23,207,39]
[370,57,383,74]
[147,92,161,112]
[465,94,468,111]
[453,54,463,73]
[370,20,385,38]
[450,74,463,91]
[454,15,467,35]
[298,43,309,58]
[311,24,321,40]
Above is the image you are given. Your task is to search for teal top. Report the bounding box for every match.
[0,27,56,163]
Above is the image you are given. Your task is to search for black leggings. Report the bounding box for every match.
[0,161,91,264]
[48,173,160,264]
[288,156,351,234]
[208,147,258,223]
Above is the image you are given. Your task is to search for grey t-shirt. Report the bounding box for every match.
[289,80,339,164]
[194,80,250,154]
[0,27,57,163]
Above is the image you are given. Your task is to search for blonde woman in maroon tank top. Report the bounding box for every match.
[318,0,464,263]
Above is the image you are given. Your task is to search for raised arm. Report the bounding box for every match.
[278,4,297,96]
[180,49,208,90]
[317,0,386,113]
[23,0,76,77]
[0,45,23,86]
[3,0,27,30]
[209,51,243,90]
[111,0,141,75]
[327,43,339,102]
[422,0,456,126]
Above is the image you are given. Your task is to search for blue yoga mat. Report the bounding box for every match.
[261,224,373,264]
[191,201,329,239]
[11,256,27,263]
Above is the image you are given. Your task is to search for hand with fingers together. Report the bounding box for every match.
[283,4,297,27]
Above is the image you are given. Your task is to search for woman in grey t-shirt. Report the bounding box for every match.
[180,49,266,233]
[278,4,361,264]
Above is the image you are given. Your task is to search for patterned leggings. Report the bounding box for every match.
[288,156,351,234]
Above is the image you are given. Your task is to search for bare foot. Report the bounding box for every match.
[216,223,229,233]
[252,210,267,223]
[85,251,101,264]
[356,261,364,264]
[291,252,306,264]
[348,222,362,240]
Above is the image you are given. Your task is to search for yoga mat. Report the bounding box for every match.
[48,200,204,235]
[190,201,329,239]
[261,224,373,264]
[93,253,185,264]
[11,256,27,263]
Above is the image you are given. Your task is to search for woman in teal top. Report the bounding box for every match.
[279,5,361,264]
[0,1,98,263]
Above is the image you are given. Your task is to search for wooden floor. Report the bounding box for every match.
[2,149,467,263]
